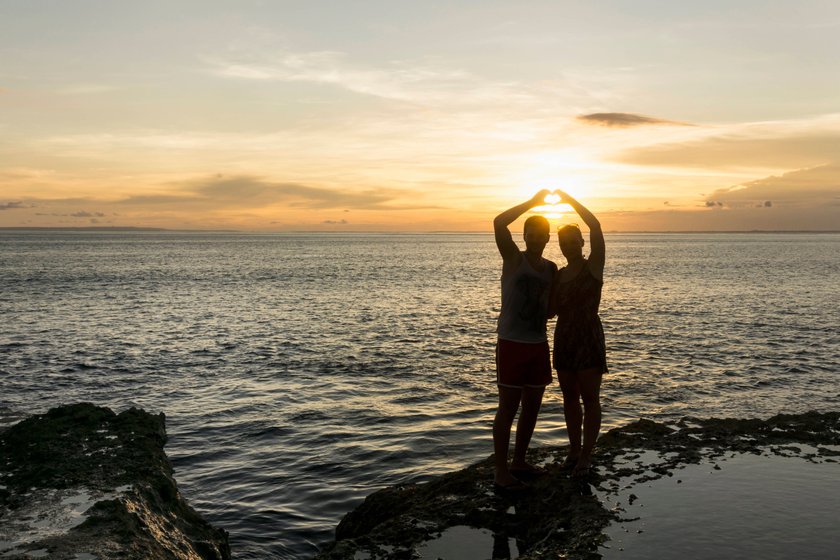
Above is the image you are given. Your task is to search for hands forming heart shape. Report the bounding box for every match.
[535,189,567,206]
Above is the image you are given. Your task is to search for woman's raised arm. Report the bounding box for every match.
[557,190,604,279]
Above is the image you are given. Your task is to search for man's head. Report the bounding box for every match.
[523,215,550,253]
[557,224,584,260]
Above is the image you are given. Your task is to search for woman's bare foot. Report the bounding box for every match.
[571,456,592,477]
[560,453,580,470]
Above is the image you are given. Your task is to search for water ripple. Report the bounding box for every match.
[1,231,838,558]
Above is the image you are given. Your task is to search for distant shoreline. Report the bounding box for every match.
[0,226,238,232]
[1,227,839,234]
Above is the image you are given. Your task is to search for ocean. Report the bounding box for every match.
[1,231,838,558]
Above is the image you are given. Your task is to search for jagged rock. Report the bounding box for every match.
[316,411,840,559]
[0,403,230,560]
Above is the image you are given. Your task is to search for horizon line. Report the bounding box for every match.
[2,227,840,234]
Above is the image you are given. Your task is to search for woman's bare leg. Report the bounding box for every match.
[557,370,582,466]
[573,368,602,475]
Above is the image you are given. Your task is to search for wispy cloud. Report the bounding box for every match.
[577,112,690,128]
[15,175,435,213]
[615,113,840,171]
[706,164,840,208]
[202,47,617,111]
[152,175,404,210]
[69,210,106,217]
[0,201,28,210]
[204,50,485,104]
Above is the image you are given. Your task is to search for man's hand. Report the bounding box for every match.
[495,189,554,260]
[530,189,553,206]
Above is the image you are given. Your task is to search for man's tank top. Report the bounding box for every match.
[496,252,557,343]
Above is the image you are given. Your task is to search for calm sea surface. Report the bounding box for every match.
[1,232,838,558]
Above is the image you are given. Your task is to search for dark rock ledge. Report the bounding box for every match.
[315,411,840,560]
[0,403,230,560]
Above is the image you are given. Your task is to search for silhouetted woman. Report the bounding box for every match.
[549,190,607,477]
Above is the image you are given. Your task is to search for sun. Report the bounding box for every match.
[519,176,591,226]
[485,148,605,227]
[506,149,594,196]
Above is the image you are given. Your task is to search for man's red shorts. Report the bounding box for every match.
[495,338,552,388]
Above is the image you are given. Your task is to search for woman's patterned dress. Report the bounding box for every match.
[551,259,608,374]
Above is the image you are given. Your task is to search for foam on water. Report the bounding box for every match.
[2,231,839,558]
[0,485,132,557]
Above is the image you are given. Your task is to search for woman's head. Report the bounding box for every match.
[557,224,584,260]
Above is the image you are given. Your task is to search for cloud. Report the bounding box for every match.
[621,134,840,169]
[0,201,28,210]
[0,175,439,231]
[593,164,840,231]
[577,113,689,128]
[205,50,483,105]
[70,211,106,218]
[322,219,348,224]
[616,114,840,170]
[102,175,437,213]
[203,48,613,110]
[118,175,414,211]
[706,164,840,208]
[600,205,839,231]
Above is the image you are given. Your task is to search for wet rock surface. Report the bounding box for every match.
[0,403,230,560]
[315,411,840,559]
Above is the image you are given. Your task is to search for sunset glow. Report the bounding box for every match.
[2,2,839,231]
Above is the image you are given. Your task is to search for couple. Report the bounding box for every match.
[493,189,607,490]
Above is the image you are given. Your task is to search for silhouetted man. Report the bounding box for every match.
[492,190,556,489]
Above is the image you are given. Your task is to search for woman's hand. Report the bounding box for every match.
[530,189,553,206]
[553,189,570,203]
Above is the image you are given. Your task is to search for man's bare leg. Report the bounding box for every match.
[511,385,545,471]
[493,385,522,486]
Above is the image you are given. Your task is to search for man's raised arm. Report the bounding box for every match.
[493,189,551,260]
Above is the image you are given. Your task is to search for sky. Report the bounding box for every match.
[2,0,839,231]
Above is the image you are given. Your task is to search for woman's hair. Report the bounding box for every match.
[557,223,583,241]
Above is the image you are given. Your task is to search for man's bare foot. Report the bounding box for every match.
[494,471,524,487]
[510,461,548,479]
[493,471,528,492]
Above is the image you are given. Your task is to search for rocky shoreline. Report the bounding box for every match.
[3,406,838,559]
[315,411,840,559]
[0,403,230,560]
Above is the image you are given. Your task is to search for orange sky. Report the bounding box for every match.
[2,2,839,231]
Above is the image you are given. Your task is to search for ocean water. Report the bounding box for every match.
[1,231,838,558]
